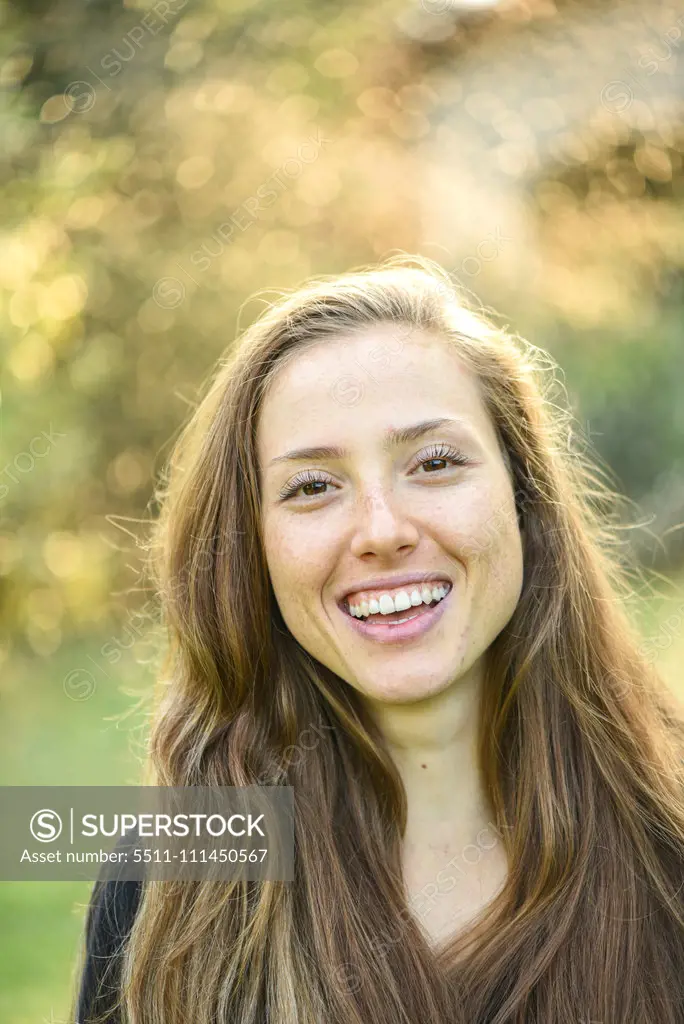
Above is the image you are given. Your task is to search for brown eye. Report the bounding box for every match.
[413,443,471,475]
[279,470,336,501]
[301,481,328,497]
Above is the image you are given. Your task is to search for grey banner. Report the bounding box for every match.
[0,786,294,882]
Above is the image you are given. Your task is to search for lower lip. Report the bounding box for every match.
[338,589,452,646]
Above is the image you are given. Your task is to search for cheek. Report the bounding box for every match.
[452,486,523,589]
[262,517,331,601]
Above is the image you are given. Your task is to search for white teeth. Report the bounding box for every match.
[348,584,450,619]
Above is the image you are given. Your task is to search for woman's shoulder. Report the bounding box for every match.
[76,834,143,1024]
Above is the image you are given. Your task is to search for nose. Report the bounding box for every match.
[348,485,419,559]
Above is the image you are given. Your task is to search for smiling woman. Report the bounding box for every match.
[257,328,524,694]
[72,253,684,1024]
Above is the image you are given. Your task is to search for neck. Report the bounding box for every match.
[361,660,509,948]
[363,658,495,852]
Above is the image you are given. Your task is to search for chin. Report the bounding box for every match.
[351,667,456,705]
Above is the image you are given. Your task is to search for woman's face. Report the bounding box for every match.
[257,324,524,704]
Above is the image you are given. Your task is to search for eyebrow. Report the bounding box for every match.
[267,417,475,467]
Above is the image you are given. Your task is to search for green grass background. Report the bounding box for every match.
[1,573,683,1024]
[1,638,150,1024]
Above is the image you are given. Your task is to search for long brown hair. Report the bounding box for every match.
[75,253,684,1023]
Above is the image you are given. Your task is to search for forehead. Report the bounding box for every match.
[257,325,498,459]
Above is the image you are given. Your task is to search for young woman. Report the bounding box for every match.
[72,254,684,1023]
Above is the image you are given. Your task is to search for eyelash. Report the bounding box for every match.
[277,443,472,502]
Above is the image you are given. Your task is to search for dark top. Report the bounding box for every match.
[76,838,143,1024]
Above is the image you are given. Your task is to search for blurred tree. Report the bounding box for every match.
[1,0,682,668]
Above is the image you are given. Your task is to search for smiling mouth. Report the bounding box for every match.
[340,583,452,625]
[336,585,453,643]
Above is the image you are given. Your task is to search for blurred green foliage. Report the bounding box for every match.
[1,0,684,667]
